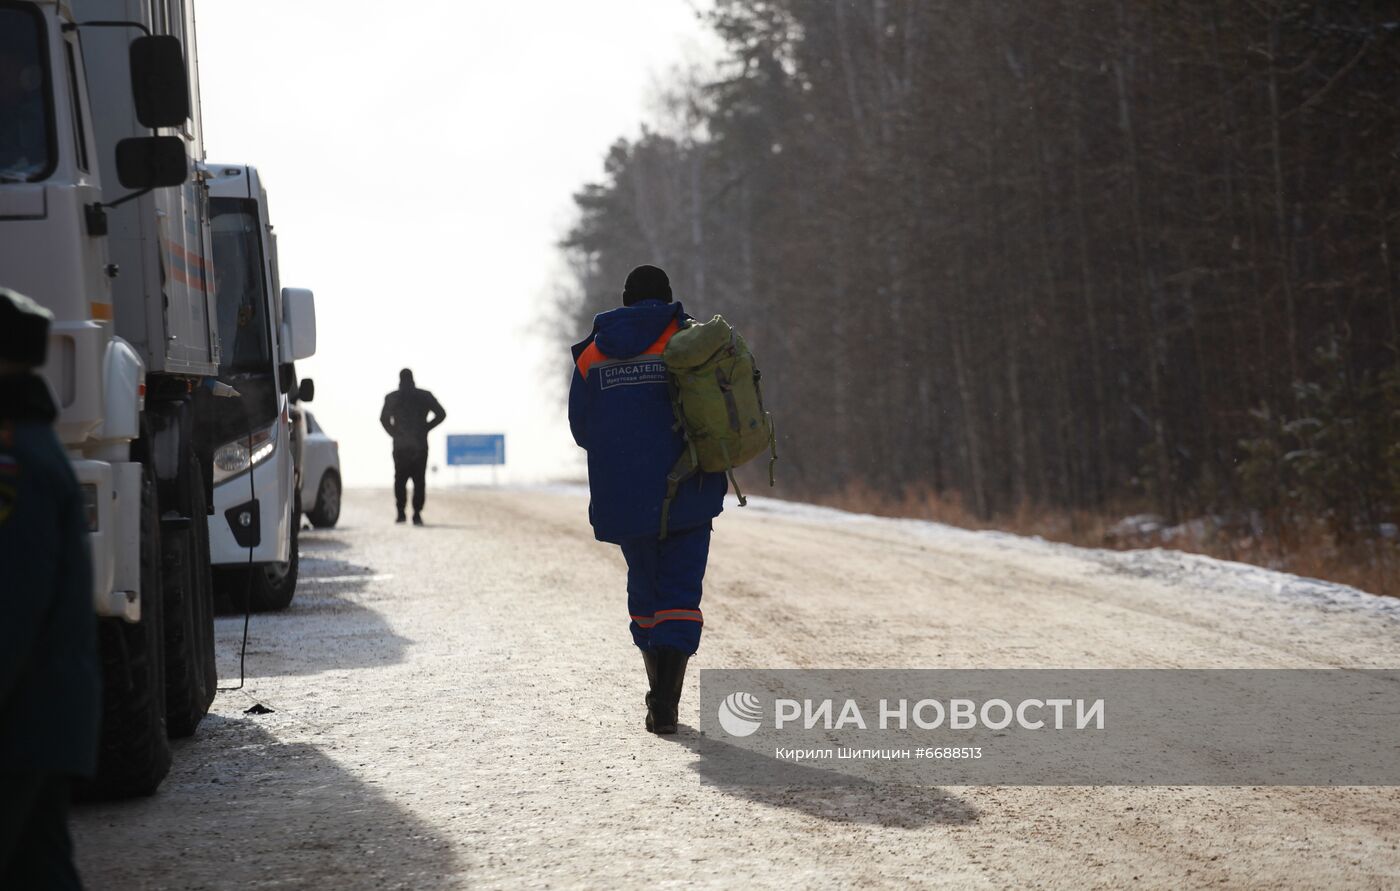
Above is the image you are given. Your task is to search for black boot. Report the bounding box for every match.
[642,650,660,733]
[648,646,690,735]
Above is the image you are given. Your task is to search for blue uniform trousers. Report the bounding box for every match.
[619,523,711,654]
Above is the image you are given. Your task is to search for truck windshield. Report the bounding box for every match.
[0,5,56,183]
[210,198,273,374]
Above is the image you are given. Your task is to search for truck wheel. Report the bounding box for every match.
[307,470,341,528]
[84,467,172,799]
[211,566,241,614]
[164,454,216,737]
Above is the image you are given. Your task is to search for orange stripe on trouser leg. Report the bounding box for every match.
[653,609,703,624]
[622,518,711,654]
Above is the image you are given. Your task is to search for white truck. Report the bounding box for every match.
[201,162,316,612]
[0,0,316,796]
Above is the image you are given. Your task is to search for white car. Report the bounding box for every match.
[299,410,342,528]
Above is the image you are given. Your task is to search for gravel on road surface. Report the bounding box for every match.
[72,487,1400,889]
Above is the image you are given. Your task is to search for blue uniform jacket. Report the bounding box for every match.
[0,374,99,777]
[569,299,726,543]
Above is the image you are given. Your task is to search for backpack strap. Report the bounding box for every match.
[659,451,698,540]
[753,368,777,488]
[714,365,742,432]
[766,412,777,487]
[659,475,677,540]
[660,374,702,540]
[666,375,700,474]
[719,440,746,507]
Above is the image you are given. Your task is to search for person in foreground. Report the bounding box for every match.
[568,265,727,734]
[0,288,98,890]
[380,367,446,525]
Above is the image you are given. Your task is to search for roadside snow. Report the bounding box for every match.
[737,494,1400,621]
[508,484,1400,620]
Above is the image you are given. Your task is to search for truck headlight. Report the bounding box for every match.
[213,423,276,484]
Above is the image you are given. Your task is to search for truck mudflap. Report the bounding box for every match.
[72,458,142,622]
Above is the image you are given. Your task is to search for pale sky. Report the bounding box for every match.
[196,0,718,488]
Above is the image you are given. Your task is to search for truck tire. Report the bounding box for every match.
[213,499,300,612]
[194,467,219,702]
[164,454,216,737]
[84,467,172,799]
[211,567,240,614]
[306,470,341,528]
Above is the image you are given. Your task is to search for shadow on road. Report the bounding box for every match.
[298,533,353,553]
[72,715,461,888]
[214,552,411,678]
[671,730,980,828]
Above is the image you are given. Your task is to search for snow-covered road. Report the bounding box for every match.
[71,487,1400,888]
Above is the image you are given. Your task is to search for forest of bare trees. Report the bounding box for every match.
[559,1,1400,589]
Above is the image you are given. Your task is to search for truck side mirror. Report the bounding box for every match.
[115,136,188,189]
[129,35,190,128]
[280,288,317,363]
[297,378,315,403]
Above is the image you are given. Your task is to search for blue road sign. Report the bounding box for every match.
[446,434,505,466]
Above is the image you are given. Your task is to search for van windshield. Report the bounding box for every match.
[210,198,273,374]
[0,5,55,183]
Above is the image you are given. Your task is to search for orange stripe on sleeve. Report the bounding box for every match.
[643,319,681,355]
[576,318,682,380]
[576,341,605,379]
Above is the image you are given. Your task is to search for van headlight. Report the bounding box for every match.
[213,423,276,483]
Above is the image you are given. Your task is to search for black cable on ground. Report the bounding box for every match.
[217,420,257,693]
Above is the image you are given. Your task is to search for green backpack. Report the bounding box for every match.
[660,315,777,538]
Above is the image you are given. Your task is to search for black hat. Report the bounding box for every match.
[622,265,672,306]
[0,288,53,367]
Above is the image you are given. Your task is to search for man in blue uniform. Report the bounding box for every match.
[569,265,726,735]
[0,288,98,889]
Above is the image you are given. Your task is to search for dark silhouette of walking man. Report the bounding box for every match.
[380,368,446,525]
[0,289,98,890]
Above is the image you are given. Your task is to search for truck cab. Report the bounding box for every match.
[200,163,316,611]
[1,0,220,798]
[2,2,139,618]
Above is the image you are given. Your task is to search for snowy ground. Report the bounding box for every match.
[71,487,1400,889]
